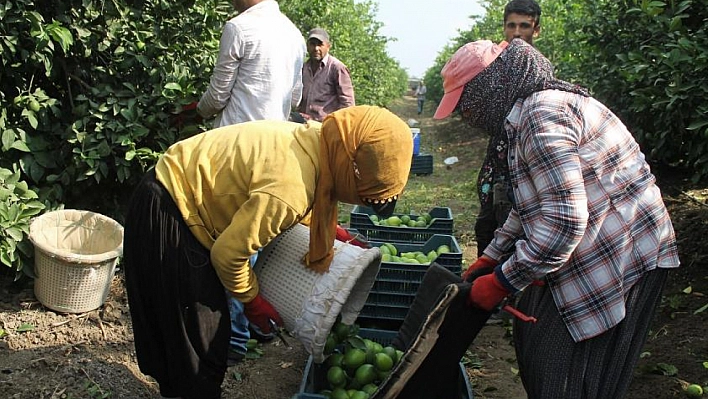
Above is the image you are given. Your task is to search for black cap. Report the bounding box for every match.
[308,28,330,43]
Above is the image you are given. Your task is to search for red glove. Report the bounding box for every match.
[243,294,282,333]
[335,225,370,248]
[467,272,510,311]
[461,256,497,282]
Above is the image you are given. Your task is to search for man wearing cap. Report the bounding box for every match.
[297,28,355,122]
[197,0,306,127]
[435,39,679,398]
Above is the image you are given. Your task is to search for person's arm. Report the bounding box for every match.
[291,44,306,109]
[210,193,301,303]
[197,21,243,119]
[497,104,589,291]
[336,66,355,108]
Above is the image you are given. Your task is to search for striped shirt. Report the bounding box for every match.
[484,90,680,342]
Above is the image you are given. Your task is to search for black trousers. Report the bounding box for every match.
[123,170,230,399]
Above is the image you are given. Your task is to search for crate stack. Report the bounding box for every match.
[347,205,459,330]
[410,127,433,176]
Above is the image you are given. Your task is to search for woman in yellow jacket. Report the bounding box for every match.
[122,105,413,399]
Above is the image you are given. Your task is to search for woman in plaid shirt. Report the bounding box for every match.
[434,39,680,398]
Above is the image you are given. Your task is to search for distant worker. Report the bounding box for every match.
[297,28,355,122]
[415,80,427,115]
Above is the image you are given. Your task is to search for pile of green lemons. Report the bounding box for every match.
[378,242,451,265]
[318,321,404,399]
[368,212,433,228]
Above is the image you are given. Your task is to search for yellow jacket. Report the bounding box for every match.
[155,120,320,302]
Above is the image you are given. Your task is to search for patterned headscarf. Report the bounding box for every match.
[306,105,413,273]
[457,38,589,134]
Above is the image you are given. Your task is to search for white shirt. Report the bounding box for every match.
[197,0,306,127]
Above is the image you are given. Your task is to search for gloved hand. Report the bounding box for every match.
[335,225,371,248]
[467,272,510,311]
[243,294,282,334]
[461,256,497,282]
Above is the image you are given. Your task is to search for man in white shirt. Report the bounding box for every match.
[197,0,306,127]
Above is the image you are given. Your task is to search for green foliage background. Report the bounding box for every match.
[0,0,406,275]
[425,0,708,181]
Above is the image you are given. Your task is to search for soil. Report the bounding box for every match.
[1,97,707,399]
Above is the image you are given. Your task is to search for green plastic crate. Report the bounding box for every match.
[356,235,462,324]
[411,153,433,176]
[349,205,453,244]
[298,328,474,398]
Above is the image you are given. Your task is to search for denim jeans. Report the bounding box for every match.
[227,252,260,354]
[228,296,250,354]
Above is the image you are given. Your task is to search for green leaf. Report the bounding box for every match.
[686,120,708,131]
[164,82,182,91]
[16,323,35,333]
[694,303,708,315]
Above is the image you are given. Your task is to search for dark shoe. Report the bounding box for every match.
[227,348,245,366]
[248,324,276,343]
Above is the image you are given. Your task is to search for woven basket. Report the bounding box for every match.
[253,223,381,363]
[29,209,124,314]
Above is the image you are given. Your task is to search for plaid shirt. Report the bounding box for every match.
[484,90,680,342]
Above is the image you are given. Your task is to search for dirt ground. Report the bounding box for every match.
[1,97,707,399]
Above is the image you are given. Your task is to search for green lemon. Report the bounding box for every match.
[415,254,430,264]
[350,390,370,399]
[330,387,349,399]
[422,212,432,223]
[437,244,451,254]
[686,384,703,397]
[333,322,351,341]
[374,352,394,372]
[327,353,344,368]
[324,333,338,355]
[381,346,398,362]
[383,243,398,256]
[362,383,378,395]
[343,348,367,372]
[395,349,404,363]
[327,366,347,388]
[29,99,40,112]
[354,364,377,386]
[386,216,402,226]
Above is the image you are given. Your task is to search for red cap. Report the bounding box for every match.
[433,40,508,119]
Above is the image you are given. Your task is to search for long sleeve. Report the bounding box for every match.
[210,193,301,302]
[198,22,242,119]
[337,66,355,108]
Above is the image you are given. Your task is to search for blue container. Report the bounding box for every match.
[411,128,421,155]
